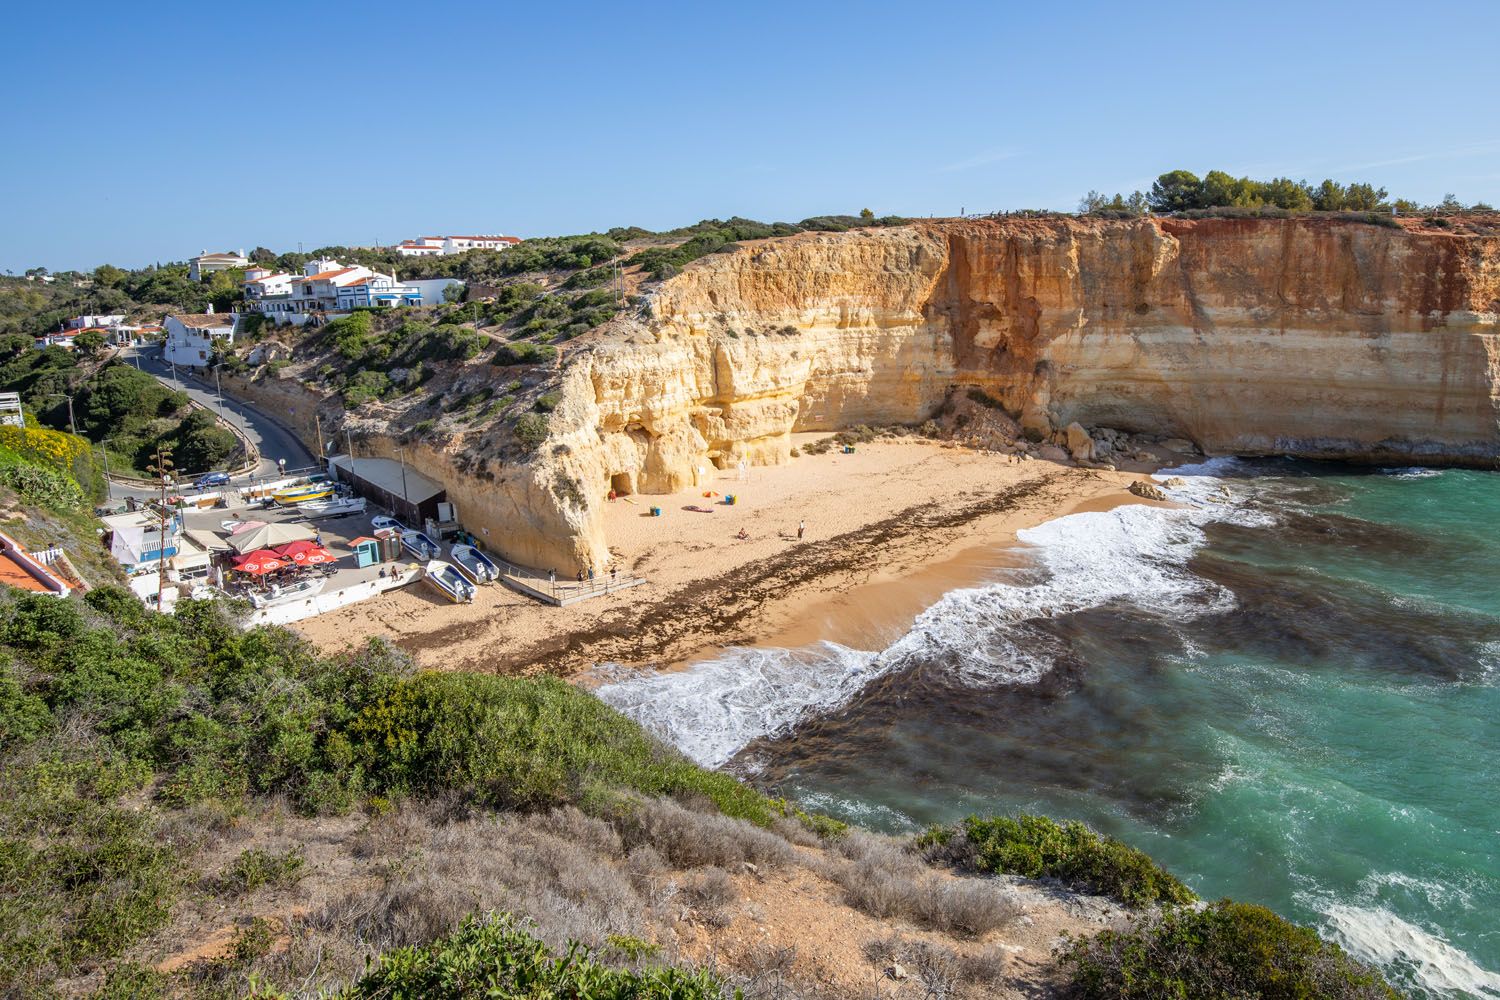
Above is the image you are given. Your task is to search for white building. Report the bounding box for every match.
[395,234,521,256]
[243,266,296,301]
[164,311,237,366]
[0,393,24,428]
[65,314,126,330]
[246,258,458,320]
[188,250,249,282]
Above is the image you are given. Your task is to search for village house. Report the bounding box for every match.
[394,234,521,256]
[163,310,237,367]
[188,249,249,282]
[245,259,462,322]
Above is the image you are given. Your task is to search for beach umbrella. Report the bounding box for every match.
[233,549,288,574]
[229,522,315,554]
[276,540,336,565]
[301,546,336,566]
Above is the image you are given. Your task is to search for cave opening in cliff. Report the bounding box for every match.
[610,472,635,496]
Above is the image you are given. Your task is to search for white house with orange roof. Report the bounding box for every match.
[395,234,521,256]
[242,266,296,302]
[246,258,458,321]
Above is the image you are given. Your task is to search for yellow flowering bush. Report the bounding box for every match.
[0,426,89,474]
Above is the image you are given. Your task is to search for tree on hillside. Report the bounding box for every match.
[1148,170,1205,212]
[73,329,106,357]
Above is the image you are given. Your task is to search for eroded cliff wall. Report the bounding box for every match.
[523,216,1498,570]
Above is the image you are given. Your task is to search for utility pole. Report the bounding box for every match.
[314,412,324,461]
[147,446,174,613]
[213,363,225,420]
[396,447,409,511]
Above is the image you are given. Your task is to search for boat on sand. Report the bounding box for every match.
[450,544,500,585]
[424,560,475,603]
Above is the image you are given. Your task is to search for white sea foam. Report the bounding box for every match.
[1382,466,1445,480]
[1317,902,1500,998]
[598,496,1236,767]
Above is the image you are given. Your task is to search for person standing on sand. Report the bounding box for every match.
[548,568,556,585]
[611,565,618,585]
[798,519,806,540]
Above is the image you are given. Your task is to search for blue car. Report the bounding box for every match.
[194,471,231,490]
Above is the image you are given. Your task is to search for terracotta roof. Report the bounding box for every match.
[172,314,234,329]
[295,267,358,282]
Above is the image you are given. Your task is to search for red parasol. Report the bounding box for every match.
[233,549,288,574]
[275,540,337,565]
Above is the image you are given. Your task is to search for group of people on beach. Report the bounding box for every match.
[545,565,618,588]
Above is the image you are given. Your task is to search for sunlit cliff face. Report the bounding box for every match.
[412,216,1500,572]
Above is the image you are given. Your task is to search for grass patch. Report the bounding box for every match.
[218,846,306,895]
[329,912,727,999]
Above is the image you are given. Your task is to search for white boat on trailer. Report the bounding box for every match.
[248,577,326,609]
[298,496,367,519]
[450,544,500,585]
[401,529,440,560]
[424,560,475,603]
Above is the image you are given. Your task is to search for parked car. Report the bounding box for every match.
[194,471,231,489]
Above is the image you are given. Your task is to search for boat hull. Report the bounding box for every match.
[450,544,499,585]
[423,560,475,603]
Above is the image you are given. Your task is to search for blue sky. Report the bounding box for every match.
[4,0,1497,272]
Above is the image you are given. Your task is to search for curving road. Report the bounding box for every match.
[108,348,317,501]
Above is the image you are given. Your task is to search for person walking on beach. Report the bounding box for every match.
[797,519,806,540]
[588,565,595,584]
[610,565,617,585]
[548,568,556,585]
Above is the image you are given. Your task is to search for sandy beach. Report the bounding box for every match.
[292,434,1165,675]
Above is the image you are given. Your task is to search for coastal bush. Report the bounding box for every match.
[493,341,557,366]
[1060,899,1403,1000]
[918,814,1196,907]
[513,412,549,450]
[326,913,728,1000]
[343,672,772,823]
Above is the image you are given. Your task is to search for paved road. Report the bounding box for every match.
[108,348,318,501]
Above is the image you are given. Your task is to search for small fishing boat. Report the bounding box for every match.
[450,543,500,585]
[424,560,475,603]
[248,577,326,609]
[272,483,334,506]
[371,515,405,533]
[299,495,367,519]
[400,529,440,560]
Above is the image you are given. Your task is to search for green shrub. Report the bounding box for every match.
[344,672,772,823]
[1060,899,1403,1000]
[493,342,557,366]
[513,412,549,451]
[335,913,726,999]
[342,370,391,409]
[533,393,560,413]
[218,846,306,895]
[938,814,1196,907]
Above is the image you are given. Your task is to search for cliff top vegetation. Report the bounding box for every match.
[1080,169,1495,221]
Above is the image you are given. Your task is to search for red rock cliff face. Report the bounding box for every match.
[928,216,1500,462]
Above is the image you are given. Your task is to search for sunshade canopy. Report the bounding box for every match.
[275,540,336,565]
[233,549,287,574]
[228,522,315,554]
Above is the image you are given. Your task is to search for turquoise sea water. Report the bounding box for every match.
[599,461,1500,998]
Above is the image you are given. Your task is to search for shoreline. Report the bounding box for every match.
[292,438,1168,676]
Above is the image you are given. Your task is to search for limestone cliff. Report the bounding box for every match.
[249,217,1498,573]
[516,216,1498,570]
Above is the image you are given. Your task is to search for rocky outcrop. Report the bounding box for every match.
[255,217,1495,573]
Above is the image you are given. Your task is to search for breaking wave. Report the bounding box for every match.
[598,485,1239,768]
[1314,900,1500,998]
